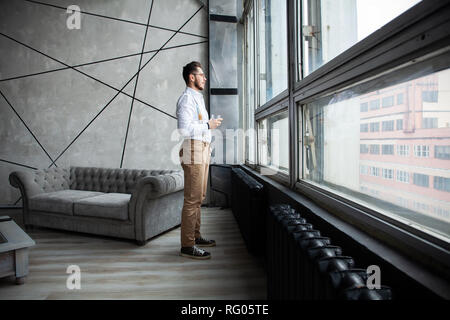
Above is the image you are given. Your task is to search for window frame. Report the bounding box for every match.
[242,0,450,276]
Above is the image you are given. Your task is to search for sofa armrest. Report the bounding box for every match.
[9,171,43,200]
[129,171,184,241]
[133,171,184,200]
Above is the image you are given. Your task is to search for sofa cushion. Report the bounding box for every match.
[29,190,104,215]
[73,193,131,221]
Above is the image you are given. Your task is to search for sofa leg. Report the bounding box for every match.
[136,240,147,246]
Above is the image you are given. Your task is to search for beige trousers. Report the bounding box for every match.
[179,139,211,247]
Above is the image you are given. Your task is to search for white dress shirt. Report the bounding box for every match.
[176,87,211,143]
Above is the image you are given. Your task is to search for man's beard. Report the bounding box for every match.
[194,80,204,91]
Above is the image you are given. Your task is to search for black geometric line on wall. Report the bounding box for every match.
[47,5,205,169]
[0,158,38,170]
[24,0,208,40]
[0,32,177,121]
[0,41,208,83]
[121,0,154,169]
[0,90,57,166]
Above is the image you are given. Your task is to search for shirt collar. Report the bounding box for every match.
[186,86,203,97]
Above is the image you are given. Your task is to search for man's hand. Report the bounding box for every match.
[208,117,223,129]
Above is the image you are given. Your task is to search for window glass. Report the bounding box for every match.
[258,0,288,105]
[245,7,256,163]
[300,0,421,77]
[300,67,450,242]
[258,109,289,173]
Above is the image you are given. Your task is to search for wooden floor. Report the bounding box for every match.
[0,207,267,300]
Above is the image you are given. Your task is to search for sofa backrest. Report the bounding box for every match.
[70,167,178,194]
[32,167,71,193]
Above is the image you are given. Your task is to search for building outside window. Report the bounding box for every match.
[413,173,430,188]
[382,120,394,131]
[434,176,450,192]
[414,145,430,158]
[360,123,368,132]
[370,144,380,154]
[422,117,438,129]
[370,122,379,132]
[422,90,438,102]
[397,145,409,156]
[360,102,368,112]
[396,118,403,131]
[382,144,394,155]
[435,145,450,160]
[397,93,404,105]
[382,168,394,180]
[382,96,394,108]
[396,170,409,183]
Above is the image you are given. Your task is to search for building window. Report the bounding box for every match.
[396,119,403,130]
[360,165,368,175]
[422,90,438,102]
[396,170,409,183]
[370,99,380,110]
[382,120,394,131]
[370,167,380,177]
[414,145,430,158]
[382,96,394,108]
[382,168,393,180]
[397,93,404,105]
[434,176,450,192]
[360,102,368,112]
[370,122,379,132]
[413,173,429,188]
[258,109,289,173]
[422,117,438,129]
[435,145,450,160]
[370,144,380,155]
[382,144,394,155]
[360,123,369,132]
[397,145,409,156]
[258,0,288,105]
[360,144,369,154]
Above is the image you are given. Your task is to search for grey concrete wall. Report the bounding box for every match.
[0,0,208,205]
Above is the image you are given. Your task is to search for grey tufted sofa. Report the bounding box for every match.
[9,166,184,245]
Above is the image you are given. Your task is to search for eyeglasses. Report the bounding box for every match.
[192,73,207,79]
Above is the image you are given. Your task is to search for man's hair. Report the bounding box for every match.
[182,61,203,85]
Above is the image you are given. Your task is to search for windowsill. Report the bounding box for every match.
[241,164,450,299]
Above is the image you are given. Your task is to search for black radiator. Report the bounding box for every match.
[231,168,265,256]
[267,204,393,300]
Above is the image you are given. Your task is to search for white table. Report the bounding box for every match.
[0,216,35,284]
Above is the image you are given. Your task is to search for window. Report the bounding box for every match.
[396,119,403,131]
[382,120,394,131]
[435,145,450,160]
[370,144,380,155]
[396,170,409,183]
[422,90,438,102]
[397,145,409,156]
[258,109,289,173]
[360,144,369,154]
[370,99,380,110]
[360,102,368,112]
[434,176,450,192]
[360,123,368,132]
[414,145,429,158]
[397,93,404,105]
[382,96,394,108]
[370,167,380,177]
[382,145,394,155]
[299,0,421,77]
[360,165,368,175]
[298,67,450,245]
[258,0,288,105]
[413,173,429,188]
[245,6,256,163]
[370,122,379,132]
[422,117,438,129]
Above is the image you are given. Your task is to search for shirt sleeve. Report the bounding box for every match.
[176,94,209,138]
